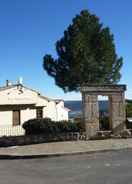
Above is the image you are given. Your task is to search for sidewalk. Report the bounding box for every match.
[0,138,132,159]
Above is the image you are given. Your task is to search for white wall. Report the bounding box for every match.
[21,108,36,125]
[44,101,57,121]
[57,108,69,121]
[56,102,69,121]
[36,96,48,107]
[0,108,37,126]
[0,104,69,126]
[0,111,12,126]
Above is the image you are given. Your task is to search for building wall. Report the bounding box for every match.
[21,108,36,124]
[57,108,69,121]
[0,108,37,126]
[44,101,57,121]
[0,111,12,126]
[36,96,48,107]
[56,102,69,121]
[0,102,69,127]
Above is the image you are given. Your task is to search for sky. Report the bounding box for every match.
[0,0,132,100]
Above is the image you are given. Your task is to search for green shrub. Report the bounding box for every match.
[126,100,132,117]
[99,116,110,130]
[22,118,79,135]
[73,117,85,133]
[126,119,132,129]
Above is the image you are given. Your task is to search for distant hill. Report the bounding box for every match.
[65,100,108,118]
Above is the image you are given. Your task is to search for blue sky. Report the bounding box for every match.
[0,0,131,100]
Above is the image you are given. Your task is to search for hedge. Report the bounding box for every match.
[22,118,83,135]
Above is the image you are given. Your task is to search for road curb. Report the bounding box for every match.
[0,147,130,160]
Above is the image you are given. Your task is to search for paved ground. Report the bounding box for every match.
[1,139,132,157]
[1,149,132,184]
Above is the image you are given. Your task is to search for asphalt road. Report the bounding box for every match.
[1,149,132,184]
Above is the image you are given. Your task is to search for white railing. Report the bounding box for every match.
[0,125,25,137]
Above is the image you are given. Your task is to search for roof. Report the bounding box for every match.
[0,83,65,103]
[54,99,64,104]
[39,95,51,102]
[0,83,51,101]
[0,84,18,92]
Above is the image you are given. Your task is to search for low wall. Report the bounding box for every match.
[0,133,80,147]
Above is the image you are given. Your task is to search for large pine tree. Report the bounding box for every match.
[43,10,123,92]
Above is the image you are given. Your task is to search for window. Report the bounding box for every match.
[36,108,43,119]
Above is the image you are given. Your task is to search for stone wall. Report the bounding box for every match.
[0,133,80,147]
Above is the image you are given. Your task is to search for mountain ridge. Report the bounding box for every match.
[65,100,108,118]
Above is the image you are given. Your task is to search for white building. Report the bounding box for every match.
[0,81,70,136]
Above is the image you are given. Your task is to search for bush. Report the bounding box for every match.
[126,119,132,129]
[126,100,132,117]
[99,116,110,130]
[23,118,52,135]
[74,117,85,133]
[22,118,79,135]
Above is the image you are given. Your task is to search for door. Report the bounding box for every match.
[13,110,20,126]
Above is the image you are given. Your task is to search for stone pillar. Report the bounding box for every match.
[82,93,99,138]
[109,92,126,134]
[108,95,113,130]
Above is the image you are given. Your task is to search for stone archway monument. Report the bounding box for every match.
[81,85,127,138]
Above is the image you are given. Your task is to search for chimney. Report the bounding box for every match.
[6,80,12,87]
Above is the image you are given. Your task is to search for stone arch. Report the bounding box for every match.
[81,85,126,138]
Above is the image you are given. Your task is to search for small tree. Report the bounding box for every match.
[43,10,123,92]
